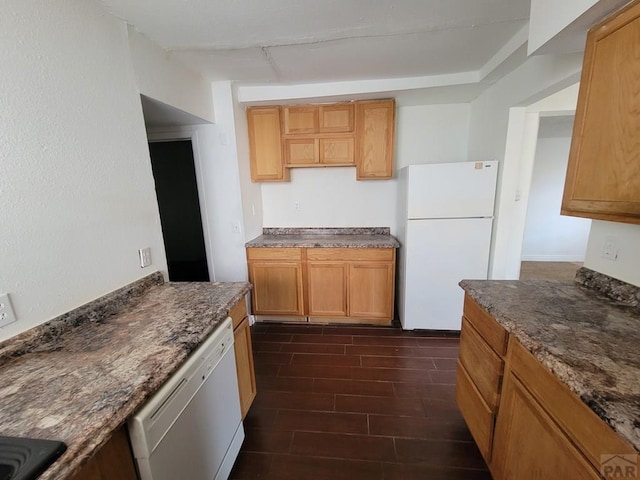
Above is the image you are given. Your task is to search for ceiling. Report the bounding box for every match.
[100,0,531,87]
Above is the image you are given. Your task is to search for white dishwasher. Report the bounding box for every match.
[128,317,244,480]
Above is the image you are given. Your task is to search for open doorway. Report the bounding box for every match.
[149,140,210,282]
[520,115,590,282]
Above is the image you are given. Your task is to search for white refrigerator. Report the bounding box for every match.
[397,161,498,330]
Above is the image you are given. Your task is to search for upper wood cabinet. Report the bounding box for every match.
[247,107,288,182]
[284,106,319,134]
[247,100,394,181]
[562,1,640,224]
[319,104,354,133]
[355,99,395,180]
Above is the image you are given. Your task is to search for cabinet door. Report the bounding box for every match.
[284,138,318,165]
[248,261,304,315]
[307,262,348,316]
[562,2,640,224]
[492,372,600,480]
[234,316,257,419]
[348,262,394,319]
[355,99,395,180]
[247,107,288,182]
[320,137,355,165]
[70,427,138,480]
[284,106,318,134]
[319,104,354,133]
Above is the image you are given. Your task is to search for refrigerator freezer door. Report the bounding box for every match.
[406,161,498,219]
[401,217,493,330]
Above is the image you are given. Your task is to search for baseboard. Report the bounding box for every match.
[521,255,585,262]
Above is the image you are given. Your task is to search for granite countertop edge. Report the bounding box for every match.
[459,276,640,452]
[246,227,400,248]
[0,273,252,479]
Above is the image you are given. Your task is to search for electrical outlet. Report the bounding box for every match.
[294,201,300,211]
[0,293,17,327]
[602,236,619,261]
[231,221,242,234]
[139,247,152,268]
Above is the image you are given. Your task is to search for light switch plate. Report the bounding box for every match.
[0,293,17,327]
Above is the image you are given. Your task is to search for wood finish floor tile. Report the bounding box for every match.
[291,353,361,367]
[290,431,396,462]
[273,410,368,434]
[269,454,384,480]
[230,323,491,480]
[313,378,395,397]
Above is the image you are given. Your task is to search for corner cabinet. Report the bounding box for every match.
[247,247,395,325]
[247,100,395,182]
[562,0,640,224]
[457,295,637,480]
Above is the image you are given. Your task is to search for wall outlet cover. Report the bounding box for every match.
[139,247,152,268]
[0,293,17,327]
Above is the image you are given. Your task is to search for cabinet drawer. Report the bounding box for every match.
[306,248,394,262]
[229,298,248,330]
[246,247,302,261]
[508,338,636,471]
[456,360,494,463]
[463,295,508,356]
[459,318,504,411]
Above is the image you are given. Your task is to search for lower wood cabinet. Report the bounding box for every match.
[456,296,507,464]
[457,295,637,480]
[229,296,257,419]
[307,262,348,316]
[70,426,138,480]
[348,262,394,319]
[247,247,395,324]
[492,365,601,480]
[247,248,304,316]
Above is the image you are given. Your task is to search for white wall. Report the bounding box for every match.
[261,169,399,232]
[529,0,598,53]
[127,26,215,123]
[233,85,264,243]
[260,103,471,233]
[468,53,584,279]
[521,118,591,261]
[584,221,640,286]
[528,0,629,55]
[0,0,167,340]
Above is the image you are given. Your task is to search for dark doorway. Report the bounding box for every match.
[149,140,210,282]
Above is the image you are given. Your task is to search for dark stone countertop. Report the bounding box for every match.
[245,227,400,249]
[460,271,640,451]
[0,272,251,479]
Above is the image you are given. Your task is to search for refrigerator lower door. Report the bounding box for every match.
[401,217,492,330]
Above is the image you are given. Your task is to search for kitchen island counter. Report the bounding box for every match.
[460,268,640,451]
[0,272,251,479]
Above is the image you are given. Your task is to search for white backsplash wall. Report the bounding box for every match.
[261,168,399,233]
[585,221,640,287]
[260,103,471,234]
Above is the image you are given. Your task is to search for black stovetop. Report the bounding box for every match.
[0,437,66,480]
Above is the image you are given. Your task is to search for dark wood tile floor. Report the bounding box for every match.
[230,323,491,479]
